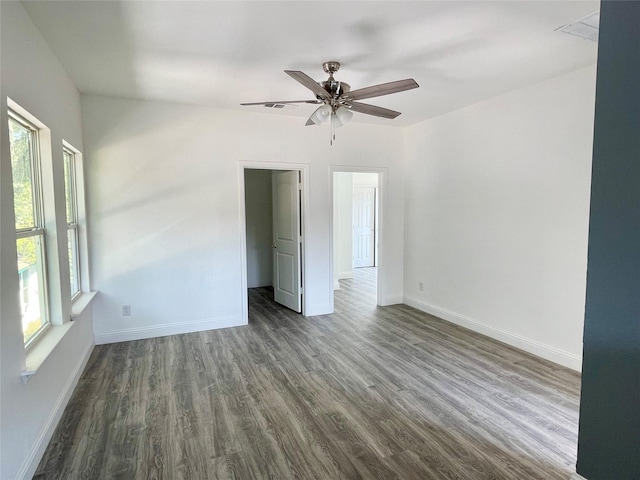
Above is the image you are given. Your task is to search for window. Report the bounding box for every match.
[9,112,50,345]
[63,147,81,299]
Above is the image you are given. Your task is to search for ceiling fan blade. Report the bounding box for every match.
[344,79,419,101]
[348,102,401,119]
[304,105,322,126]
[285,70,332,101]
[240,100,320,106]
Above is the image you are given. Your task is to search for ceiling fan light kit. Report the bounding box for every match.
[308,103,332,125]
[335,105,353,126]
[241,61,419,145]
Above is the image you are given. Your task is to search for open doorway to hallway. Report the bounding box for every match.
[333,171,379,308]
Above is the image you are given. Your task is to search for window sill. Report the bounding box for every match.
[22,291,97,383]
[22,322,76,383]
[71,290,97,319]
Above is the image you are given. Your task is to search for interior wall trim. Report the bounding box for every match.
[403,295,582,371]
[17,341,94,480]
[94,315,244,345]
[381,294,404,306]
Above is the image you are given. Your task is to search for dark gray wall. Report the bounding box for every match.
[576,2,640,479]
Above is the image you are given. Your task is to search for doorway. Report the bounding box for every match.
[332,171,379,306]
[242,166,306,322]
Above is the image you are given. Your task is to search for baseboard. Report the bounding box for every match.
[381,294,404,306]
[403,295,582,371]
[334,280,341,290]
[338,271,353,280]
[247,282,273,289]
[304,304,332,317]
[572,472,588,480]
[17,340,94,480]
[94,315,245,345]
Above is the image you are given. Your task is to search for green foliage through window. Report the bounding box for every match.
[9,112,49,345]
[9,118,37,231]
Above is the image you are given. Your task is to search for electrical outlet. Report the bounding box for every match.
[418,282,424,292]
[122,305,131,316]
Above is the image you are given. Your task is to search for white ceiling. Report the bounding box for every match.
[21,0,599,126]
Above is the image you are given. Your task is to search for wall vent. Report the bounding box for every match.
[557,11,599,42]
[264,103,298,109]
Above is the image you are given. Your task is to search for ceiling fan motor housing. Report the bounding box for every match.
[318,61,350,101]
[319,80,350,99]
[322,61,341,75]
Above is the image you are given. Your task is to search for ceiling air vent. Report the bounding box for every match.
[557,11,599,42]
[264,103,297,109]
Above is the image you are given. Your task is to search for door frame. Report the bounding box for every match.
[329,166,387,310]
[239,161,310,323]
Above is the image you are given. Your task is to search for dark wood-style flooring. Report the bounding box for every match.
[35,267,581,479]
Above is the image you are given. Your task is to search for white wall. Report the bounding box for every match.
[244,169,273,288]
[82,95,406,343]
[0,3,95,479]
[333,172,353,287]
[353,172,379,188]
[404,65,596,371]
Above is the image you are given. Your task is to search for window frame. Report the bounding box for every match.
[63,146,82,300]
[9,110,51,347]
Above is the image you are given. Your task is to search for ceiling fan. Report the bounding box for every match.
[241,61,419,143]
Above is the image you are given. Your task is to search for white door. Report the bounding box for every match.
[353,186,376,268]
[272,170,302,313]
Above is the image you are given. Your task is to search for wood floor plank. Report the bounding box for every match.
[35,267,581,479]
